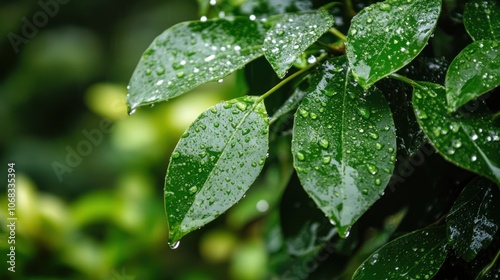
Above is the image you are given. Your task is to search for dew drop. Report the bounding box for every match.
[369,132,379,140]
[236,102,247,111]
[172,151,180,159]
[362,188,369,195]
[471,155,477,162]
[322,156,331,164]
[310,112,318,120]
[156,67,165,75]
[380,3,391,11]
[176,72,185,78]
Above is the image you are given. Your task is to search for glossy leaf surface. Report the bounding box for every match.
[353,227,447,280]
[346,0,441,89]
[263,10,334,78]
[463,0,500,41]
[446,177,500,261]
[412,82,500,185]
[127,17,265,111]
[292,56,396,237]
[445,40,500,112]
[165,96,269,244]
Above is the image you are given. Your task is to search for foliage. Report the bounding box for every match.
[128,0,500,278]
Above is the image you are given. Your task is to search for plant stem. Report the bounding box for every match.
[492,110,500,121]
[476,248,500,280]
[345,0,357,17]
[389,73,417,86]
[257,53,328,103]
[329,28,347,42]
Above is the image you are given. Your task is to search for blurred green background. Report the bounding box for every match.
[0,0,268,279]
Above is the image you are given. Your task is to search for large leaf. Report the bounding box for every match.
[412,82,500,185]
[346,0,441,89]
[446,177,500,261]
[263,10,334,78]
[445,40,500,112]
[463,0,500,41]
[238,0,313,17]
[352,227,447,280]
[292,56,396,237]
[164,96,269,245]
[127,17,266,111]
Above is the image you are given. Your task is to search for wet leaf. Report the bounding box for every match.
[463,0,500,41]
[353,227,447,280]
[164,96,269,245]
[446,177,500,261]
[263,10,334,78]
[237,0,313,17]
[346,0,441,89]
[412,82,500,185]
[445,40,500,113]
[292,56,396,237]
[127,17,266,111]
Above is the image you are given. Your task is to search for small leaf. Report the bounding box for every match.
[352,227,447,280]
[446,177,500,261]
[445,40,500,112]
[463,0,500,41]
[263,10,334,78]
[165,96,269,244]
[292,56,396,237]
[346,0,441,89]
[127,17,266,110]
[412,82,500,185]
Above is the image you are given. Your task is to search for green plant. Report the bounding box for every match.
[127,0,500,278]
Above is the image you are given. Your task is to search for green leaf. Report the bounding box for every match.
[346,0,441,89]
[446,177,500,261]
[412,82,500,185]
[127,17,266,111]
[352,227,447,280]
[445,40,500,112]
[164,96,269,245]
[263,10,334,78]
[238,0,313,17]
[463,0,500,41]
[292,56,396,237]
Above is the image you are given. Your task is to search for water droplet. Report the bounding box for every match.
[322,156,331,164]
[380,3,391,11]
[156,67,165,75]
[451,140,462,148]
[375,143,384,150]
[188,186,198,195]
[256,200,269,212]
[145,69,152,75]
[176,72,185,78]
[366,18,373,23]
[369,132,379,140]
[242,128,250,135]
[357,106,371,119]
[310,112,318,120]
[296,152,305,161]
[375,178,381,186]
[172,152,180,159]
[471,155,477,162]
[471,134,478,141]
[298,108,309,118]
[362,188,369,195]
[236,102,247,111]
[307,55,317,64]
[367,164,378,175]
[319,139,329,149]
[169,240,180,249]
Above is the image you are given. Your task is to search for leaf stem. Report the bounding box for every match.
[476,248,500,280]
[389,73,417,86]
[492,110,500,121]
[329,28,347,42]
[257,53,328,103]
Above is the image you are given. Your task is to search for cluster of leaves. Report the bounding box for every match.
[127,0,500,278]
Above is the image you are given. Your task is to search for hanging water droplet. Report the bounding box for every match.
[307,55,317,64]
[169,240,180,249]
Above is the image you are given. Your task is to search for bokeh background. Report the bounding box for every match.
[0,0,268,279]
